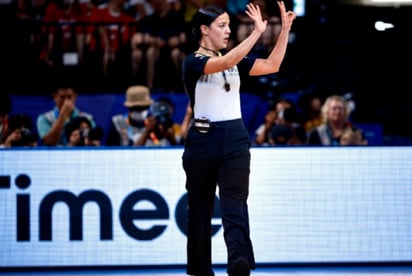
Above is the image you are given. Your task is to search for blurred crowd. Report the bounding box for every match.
[10,0,292,93]
[0,84,368,148]
[0,0,370,148]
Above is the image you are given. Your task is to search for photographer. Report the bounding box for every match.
[106,85,154,147]
[137,100,178,146]
[2,113,39,148]
[106,86,179,147]
[65,116,104,147]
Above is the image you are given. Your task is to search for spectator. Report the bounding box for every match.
[106,85,153,146]
[155,97,185,144]
[0,94,12,145]
[65,117,89,146]
[39,0,90,67]
[12,0,46,70]
[36,85,96,146]
[13,0,46,21]
[253,98,291,146]
[340,126,367,146]
[64,116,103,146]
[2,113,39,148]
[125,0,153,20]
[86,0,136,77]
[142,99,179,146]
[307,94,366,146]
[85,125,105,146]
[130,0,186,91]
[299,92,323,134]
[268,104,306,145]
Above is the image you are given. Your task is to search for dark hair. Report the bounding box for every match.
[64,116,92,140]
[191,5,226,42]
[8,113,34,132]
[8,113,38,146]
[88,126,104,141]
[270,124,293,145]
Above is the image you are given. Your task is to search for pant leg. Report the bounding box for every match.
[182,126,222,276]
[218,122,256,273]
[219,155,256,272]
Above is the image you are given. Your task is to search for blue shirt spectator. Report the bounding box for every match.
[36,86,96,146]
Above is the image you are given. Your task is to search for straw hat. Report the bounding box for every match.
[124,85,153,107]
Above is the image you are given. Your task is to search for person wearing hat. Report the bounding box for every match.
[106,85,154,146]
[106,85,175,147]
[107,85,179,146]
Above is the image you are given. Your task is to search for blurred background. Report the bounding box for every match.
[0,0,411,145]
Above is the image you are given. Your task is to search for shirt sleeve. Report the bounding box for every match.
[36,114,51,140]
[182,53,210,100]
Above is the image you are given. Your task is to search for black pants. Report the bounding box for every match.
[182,119,256,276]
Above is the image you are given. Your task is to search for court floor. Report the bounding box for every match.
[1,264,412,276]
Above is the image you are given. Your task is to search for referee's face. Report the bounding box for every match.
[207,13,231,50]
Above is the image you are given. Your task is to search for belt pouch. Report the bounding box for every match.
[194,117,211,133]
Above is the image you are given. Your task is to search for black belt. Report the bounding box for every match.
[193,118,243,134]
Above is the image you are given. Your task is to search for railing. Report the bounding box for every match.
[17,20,136,65]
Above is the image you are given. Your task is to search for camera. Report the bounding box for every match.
[20,127,32,137]
[8,114,38,147]
[149,101,173,129]
[79,127,104,146]
[79,128,89,140]
[15,128,36,146]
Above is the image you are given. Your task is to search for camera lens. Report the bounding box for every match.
[20,128,31,136]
